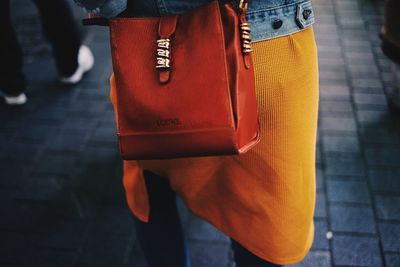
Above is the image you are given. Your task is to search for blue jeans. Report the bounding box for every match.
[133,170,282,267]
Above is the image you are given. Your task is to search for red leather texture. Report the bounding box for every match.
[109,0,260,160]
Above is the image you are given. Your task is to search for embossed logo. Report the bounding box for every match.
[156,118,182,127]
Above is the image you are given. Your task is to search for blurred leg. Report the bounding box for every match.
[384,0,400,46]
[231,239,282,267]
[132,170,190,267]
[32,0,81,76]
[0,0,26,95]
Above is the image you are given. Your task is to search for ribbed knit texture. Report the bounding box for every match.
[120,26,319,265]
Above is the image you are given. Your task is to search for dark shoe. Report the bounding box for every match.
[387,86,400,114]
[59,45,94,84]
[380,31,400,65]
[0,91,27,106]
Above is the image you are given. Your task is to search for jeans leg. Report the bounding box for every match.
[132,170,190,267]
[231,239,283,267]
[31,0,81,76]
[0,0,26,95]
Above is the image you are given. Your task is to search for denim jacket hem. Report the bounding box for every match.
[75,0,315,42]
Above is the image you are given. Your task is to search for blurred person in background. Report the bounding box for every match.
[380,0,400,111]
[0,0,94,106]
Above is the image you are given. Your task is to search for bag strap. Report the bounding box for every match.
[238,0,252,68]
[82,15,109,26]
[239,0,251,14]
[156,16,178,83]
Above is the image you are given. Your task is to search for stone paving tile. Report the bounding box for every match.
[329,205,376,234]
[375,195,400,221]
[189,241,231,267]
[320,84,351,99]
[324,153,366,176]
[360,126,400,145]
[28,248,77,267]
[326,180,370,204]
[315,191,328,219]
[292,251,332,267]
[27,220,88,250]
[320,117,358,133]
[0,160,30,188]
[378,223,400,253]
[319,100,353,115]
[322,135,360,153]
[32,152,77,175]
[353,93,387,106]
[0,231,30,266]
[368,168,400,194]
[331,235,382,267]
[384,253,400,267]
[316,167,324,191]
[351,77,384,89]
[365,146,400,167]
[16,175,70,201]
[75,232,133,267]
[356,109,392,127]
[187,218,230,244]
[312,220,330,250]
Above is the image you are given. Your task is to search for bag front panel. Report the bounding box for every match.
[110,1,235,137]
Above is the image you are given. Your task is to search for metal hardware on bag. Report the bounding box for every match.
[237,1,252,55]
[157,38,170,49]
[156,38,171,69]
[239,0,249,11]
[156,16,177,83]
[240,22,252,53]
[156,57,170,68]
[157,48,170,58]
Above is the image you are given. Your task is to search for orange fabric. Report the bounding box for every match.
[116,27,319,265]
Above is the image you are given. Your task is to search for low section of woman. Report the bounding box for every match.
[77,0,319,266]
[122,25,319,266]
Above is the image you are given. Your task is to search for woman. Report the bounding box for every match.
[76,0,319,266]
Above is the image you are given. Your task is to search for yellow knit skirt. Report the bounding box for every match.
[120,26,319,265]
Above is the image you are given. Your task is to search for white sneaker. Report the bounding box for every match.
[60,45,94,84]
[3,93,27,106]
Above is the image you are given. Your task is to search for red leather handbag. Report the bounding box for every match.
[91,0,260,160]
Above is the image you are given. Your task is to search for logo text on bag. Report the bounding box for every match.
[156,118,182,127]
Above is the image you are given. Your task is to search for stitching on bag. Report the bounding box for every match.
[119,126,235,136]
[109,22,123,136]
[214,2,236,129]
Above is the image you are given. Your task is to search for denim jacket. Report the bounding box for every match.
[74,0,315,42]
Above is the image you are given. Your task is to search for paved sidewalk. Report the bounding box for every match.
[1,0,399,266]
